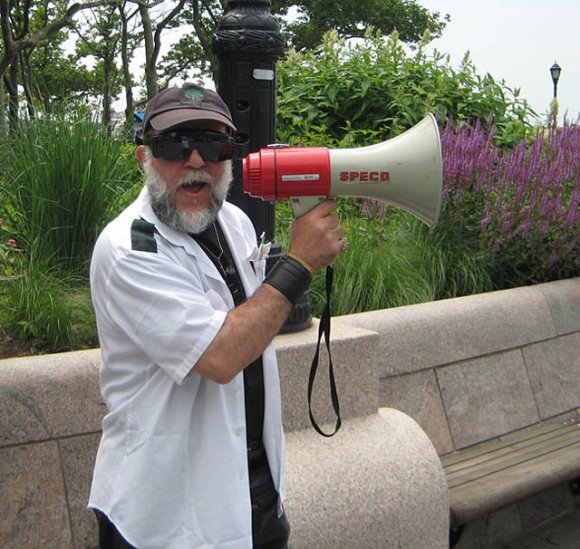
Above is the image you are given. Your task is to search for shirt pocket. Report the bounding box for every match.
[251,257,267,283]
[205,288,231,312]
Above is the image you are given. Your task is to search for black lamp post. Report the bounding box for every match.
[550,62,561,100]
[213,1,312,332]
[212,1,285,236]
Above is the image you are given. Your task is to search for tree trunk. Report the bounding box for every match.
[0,76,7,135]
[20,50,36,118]
[102,60,112,131]
[7,58,19,128]
[139,3,158,99]
[138,0,187,100]
[119,3,134,128]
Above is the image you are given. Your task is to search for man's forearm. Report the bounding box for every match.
[192,284,294,384]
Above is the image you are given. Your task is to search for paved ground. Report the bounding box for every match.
[500,509,580,548]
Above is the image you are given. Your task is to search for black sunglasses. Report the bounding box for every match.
[146,130,235,163]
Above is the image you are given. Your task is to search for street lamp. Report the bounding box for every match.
[550,62,561,99]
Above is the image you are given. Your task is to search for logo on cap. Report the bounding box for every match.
[184,88,204,102]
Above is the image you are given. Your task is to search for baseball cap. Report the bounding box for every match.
[142,83,236,134]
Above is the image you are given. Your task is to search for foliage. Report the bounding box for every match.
[281,115,579,317]
[441,117,579,287]
[0,0,112,131]
[1,16,576,355]
[0,217,22,281]
[15,8,100,115]
[275,200,494,317]
[0,262,97,353]
[160,0,446,85]
[276,29,537,147]
[0,109,141,353]
[74,4,125,127]
[271,0,448,50]
[27,45,98,110]
[0,109,139,276]
[273,30,575,315]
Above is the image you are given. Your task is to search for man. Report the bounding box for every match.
[88,83,345,548]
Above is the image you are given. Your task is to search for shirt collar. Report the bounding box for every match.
[134,187,251,288]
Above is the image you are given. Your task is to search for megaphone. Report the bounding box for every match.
[243,113,443,227]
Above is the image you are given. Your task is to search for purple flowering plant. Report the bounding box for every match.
[440,116,579,284]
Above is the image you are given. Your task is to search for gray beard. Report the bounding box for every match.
[143,150,233,234]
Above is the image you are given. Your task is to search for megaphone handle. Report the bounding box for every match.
[290,196,327,217]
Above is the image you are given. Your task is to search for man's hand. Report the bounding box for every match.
[288,200,344,272]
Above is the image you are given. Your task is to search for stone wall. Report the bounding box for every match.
[334,277,580,456]
[2,277,578,547]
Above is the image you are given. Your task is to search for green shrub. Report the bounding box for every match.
[277,29,536,147]
[0,263,97,353]
[0,110,140,353]
[0,109,139,277]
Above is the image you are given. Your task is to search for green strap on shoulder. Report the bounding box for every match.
[131,218,158,253]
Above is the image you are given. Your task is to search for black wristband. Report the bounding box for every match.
[264,255,313,306]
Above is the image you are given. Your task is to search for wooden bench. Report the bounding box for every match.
[442,408,580,546]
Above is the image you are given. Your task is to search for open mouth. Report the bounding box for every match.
[180,181,209,194]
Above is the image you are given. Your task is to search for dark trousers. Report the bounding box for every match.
[95,510,136,549]
[249,450,290,549]
[95,456,289,548]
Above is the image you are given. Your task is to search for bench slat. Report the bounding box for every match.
[442,412,580,466]
[447,441,580,525]
[444,421,571,471]
[446,425,580,486]
[443,410,580,527]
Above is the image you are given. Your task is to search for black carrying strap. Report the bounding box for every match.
[307,265,342,437]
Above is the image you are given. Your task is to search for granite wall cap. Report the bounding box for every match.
[334,282,562,376]
[0,349,104,447]
[537,277,580,335]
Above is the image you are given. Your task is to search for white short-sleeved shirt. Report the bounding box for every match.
[88,188,285,548]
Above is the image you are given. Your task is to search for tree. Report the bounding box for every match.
[273,0,449,50]
[157,0,222,84]
[118,0,142,126]
[131,0,186,98]
[24,26,97,113]
[0,0,111,130]
[161,0,447,88]
[1,0,448,129]
[75,5,124,129]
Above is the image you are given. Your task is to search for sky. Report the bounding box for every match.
[419,0,579,124]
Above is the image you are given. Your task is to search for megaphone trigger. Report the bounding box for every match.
[290,196,327,217]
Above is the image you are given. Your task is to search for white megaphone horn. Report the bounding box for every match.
[243,113,443,227]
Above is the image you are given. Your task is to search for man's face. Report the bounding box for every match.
[137,121,233,234]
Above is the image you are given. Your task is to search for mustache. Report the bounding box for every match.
[175,169,214,189]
